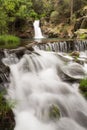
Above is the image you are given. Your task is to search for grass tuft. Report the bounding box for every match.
[0,35,20,49]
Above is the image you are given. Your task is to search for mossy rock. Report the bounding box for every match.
[79,33,87,39]
[70,51,80,57]
[49,104,60,119]
[79,78,87,99]
[74,29,87,39]
[0,91,15,130]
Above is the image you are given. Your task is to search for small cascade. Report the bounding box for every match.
[34,41,73,52]
[34,40,87,52]
[2,49,87,130]
[33,20,44,39]
[74,40,87,51]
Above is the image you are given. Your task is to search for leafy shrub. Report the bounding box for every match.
[29,10,38,19]
[79,78,87,99]
[50,11,59,24]
[0,35,20,48]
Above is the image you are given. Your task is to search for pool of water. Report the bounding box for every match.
[21,38,73,45]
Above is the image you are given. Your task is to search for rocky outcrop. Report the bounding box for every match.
[0,50,10,91]
[42,20,74,39]
[0,92,15,130]
[0,50,15,130]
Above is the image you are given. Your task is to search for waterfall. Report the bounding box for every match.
[33,20,44,39]
[3,50,87,130]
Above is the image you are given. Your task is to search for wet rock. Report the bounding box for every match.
[61,63,85,81]
[76,111,87,128]
[0,92,15,130]
[0,49,15,130]
[0,50,10,86]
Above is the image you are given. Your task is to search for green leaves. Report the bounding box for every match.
[0,0,35,34]
[0,9,8,34]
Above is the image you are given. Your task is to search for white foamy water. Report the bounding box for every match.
[4,50,87,130]
[33,20,44,39]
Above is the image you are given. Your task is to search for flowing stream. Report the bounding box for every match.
[3,49,87,130]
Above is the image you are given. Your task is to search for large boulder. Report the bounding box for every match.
[61,63,85,81]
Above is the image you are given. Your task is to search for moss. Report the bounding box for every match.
[0,35,20,49]
[79,78,87,99]
[49,104,60,119]
[79,33,87,39]
[46,46,51,51]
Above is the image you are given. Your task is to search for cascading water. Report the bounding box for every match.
[3,50,87,130]
[33,20,44,39]
[34,40,87,52]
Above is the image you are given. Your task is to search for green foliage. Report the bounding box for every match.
[0,91,14,112]
[52,0,87,24]
[0,0,36,34]
[29,10,38,19]
[0,9,8,34]
[0,35,20,48]
[32,0,44,15]
[0,0,87,35]
[55,0,70,18]
[75,29,87,39]
[79,78,87,99]
[42,0,55,17]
